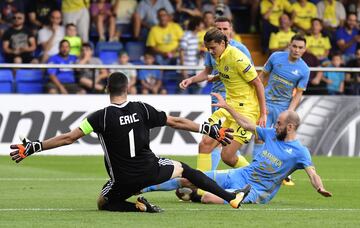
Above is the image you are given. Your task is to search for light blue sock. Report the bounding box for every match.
[141,178,181,193]
[252,143,264,160]
[211,147,221,170]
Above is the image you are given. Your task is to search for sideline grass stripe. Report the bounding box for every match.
[0,178,358,181]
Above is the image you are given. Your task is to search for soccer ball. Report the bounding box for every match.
[175,187,193,201]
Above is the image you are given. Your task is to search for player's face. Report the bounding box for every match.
[275,113,288,141]
[289,40,306,59]
[205,40,226,59]
[215,21,232,40]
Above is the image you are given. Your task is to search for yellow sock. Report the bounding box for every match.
[197,153,212,172]
[234,155,249,168]
[197,188,206,196]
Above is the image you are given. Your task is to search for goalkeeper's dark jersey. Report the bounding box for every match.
[79,101,167,181]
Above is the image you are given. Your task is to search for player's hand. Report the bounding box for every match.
[179,78,192,90]
[317,188,332,197]
[199,122,234,146]
[210,93,228,109]
[9,136,43,163]
[257,113,267,128]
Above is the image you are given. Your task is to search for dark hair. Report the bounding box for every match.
[107,72,128,96]
[330,51,342,59]
[203,11,213,17]
[157,7,167,15]
[65,23,76,29]
[291,34,306,45]
[214,16,232,25]
[82,42,93,49]
[311,18,323,25]
[59,39,70,48]
[204,27,228,45]
[187,16,203,31]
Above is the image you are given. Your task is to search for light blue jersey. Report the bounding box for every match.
[208,126,313,204]
[264,51,310,109]
[205,39,252,112]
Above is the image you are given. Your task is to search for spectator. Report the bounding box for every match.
[260,0,293,53]
[110,51,137,94]
[38,10,65,63]
[27,0,59,29]
[344,0,360,20]
[64,23,82,56]
[305,18,331,65]
[202,0,233,20]
[2,12,36,63]
[146,8,183,65]
[0,0,24,37]
[47,40,85,94]
[90,0,117,42]
[345,48,360,95]
[197,11,215,52]
[179,16,203,93]
[335,13,360,63]
[320,52,345,95]
[112,0,138,37]
[172,0,201,27]
[133,0,174,40]
[138,50,167,94]
[77,43,108,93]
[292,0,317,34]
[62,0,90,42]
[229,0,260,33]
[316,0,346,31]
[269,13,296,53]
[302,51,328,94]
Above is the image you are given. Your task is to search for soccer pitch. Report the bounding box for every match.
[0,155,359,228]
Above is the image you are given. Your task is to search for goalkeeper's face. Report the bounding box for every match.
[205,40,226,59]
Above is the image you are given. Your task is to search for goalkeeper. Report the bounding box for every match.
[142,93,332,204]
[9,72,250,213]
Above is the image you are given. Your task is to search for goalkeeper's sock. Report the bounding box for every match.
[211,147,221,170]
[234,155,249,168]
[252,143,264,160]
[142,179,181,193]
[197,153,212,171]
[180,162,235,203]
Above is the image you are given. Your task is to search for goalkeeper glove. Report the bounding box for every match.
[10,136,43,161]
[199,122,233,146]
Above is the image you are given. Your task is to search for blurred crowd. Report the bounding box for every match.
[0,0,359,95]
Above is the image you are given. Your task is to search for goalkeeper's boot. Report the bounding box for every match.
[136,196,163,213]
[282,176,295,186]
[230,184,251,208]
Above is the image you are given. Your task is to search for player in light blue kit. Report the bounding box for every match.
[142,93,332,204]
[254,34,310,186]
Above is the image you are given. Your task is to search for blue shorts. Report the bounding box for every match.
[211,91,226,113]
[204,169,259,204]
[266,104,287,128]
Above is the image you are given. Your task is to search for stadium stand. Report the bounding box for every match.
[96,41,123,64]
[125,41,145,62]
[15,69,44,94]
[0,69,13,93]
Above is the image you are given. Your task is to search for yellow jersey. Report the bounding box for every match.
[62,0,90,13]
[305,35,331,58]
[292,1,317,30]
[146,22,184,53]
[260,0,292,27]
[269,30,295,50]
[215,45,259,117]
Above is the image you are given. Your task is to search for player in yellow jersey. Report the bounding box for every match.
[180,28,267,169]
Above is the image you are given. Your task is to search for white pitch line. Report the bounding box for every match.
[0,208,359,212]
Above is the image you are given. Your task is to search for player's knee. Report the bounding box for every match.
[199,137,215,153]
[201,193,211,204]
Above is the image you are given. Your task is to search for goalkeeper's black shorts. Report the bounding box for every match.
[100,157,174,201]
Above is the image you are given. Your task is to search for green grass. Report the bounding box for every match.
[0,155,359,228]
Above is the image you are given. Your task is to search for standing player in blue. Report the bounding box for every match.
[254,34,310,186]
[143,93,332,204]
